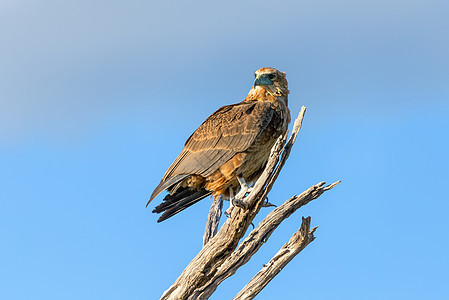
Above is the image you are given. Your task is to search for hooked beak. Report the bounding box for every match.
[253,74,273,88]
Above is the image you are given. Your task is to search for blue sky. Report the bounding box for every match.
[1,0,448,299]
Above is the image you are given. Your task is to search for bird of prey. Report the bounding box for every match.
[147,67,291,222]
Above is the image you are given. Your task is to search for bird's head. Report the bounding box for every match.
[249,67,289,99]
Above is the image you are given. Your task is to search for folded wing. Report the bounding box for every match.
[148,100,275,202]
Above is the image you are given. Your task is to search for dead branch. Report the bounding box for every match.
[188,181,339,299]
[203,195,223,246]
[233,217,318,300]
[160,106,340,300]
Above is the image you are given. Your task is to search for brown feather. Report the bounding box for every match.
[162,101,275,179]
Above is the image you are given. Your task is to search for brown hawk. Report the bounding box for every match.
[147,67,290,222]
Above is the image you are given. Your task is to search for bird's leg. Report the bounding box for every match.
[224,187,235,217]
[225,176,253,216]
[235,176,253,199]
[231,176,252,209]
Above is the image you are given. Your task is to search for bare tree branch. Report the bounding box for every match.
[160,106,340,300]
[188,181,340,299]
[203,195,223,246]
[160,133,287,300]
[233,217,318,300]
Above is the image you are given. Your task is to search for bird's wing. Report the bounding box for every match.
[164,100,274,179]
[148,100,275,203]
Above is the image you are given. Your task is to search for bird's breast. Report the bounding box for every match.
[239,102,289,180]
[205,99,290,197]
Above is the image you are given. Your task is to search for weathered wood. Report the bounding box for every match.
[189,181,340,299]
[160,107,340,300]
[233,217,317,300]
[203,195,223,246]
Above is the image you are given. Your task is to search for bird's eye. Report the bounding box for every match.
[268,74,276,80]
[254,73,257,78]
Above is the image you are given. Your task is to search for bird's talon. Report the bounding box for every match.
[262,196,276,208]
[224,207,233,217]
[232,197,248,209]
[262,201,276,208]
